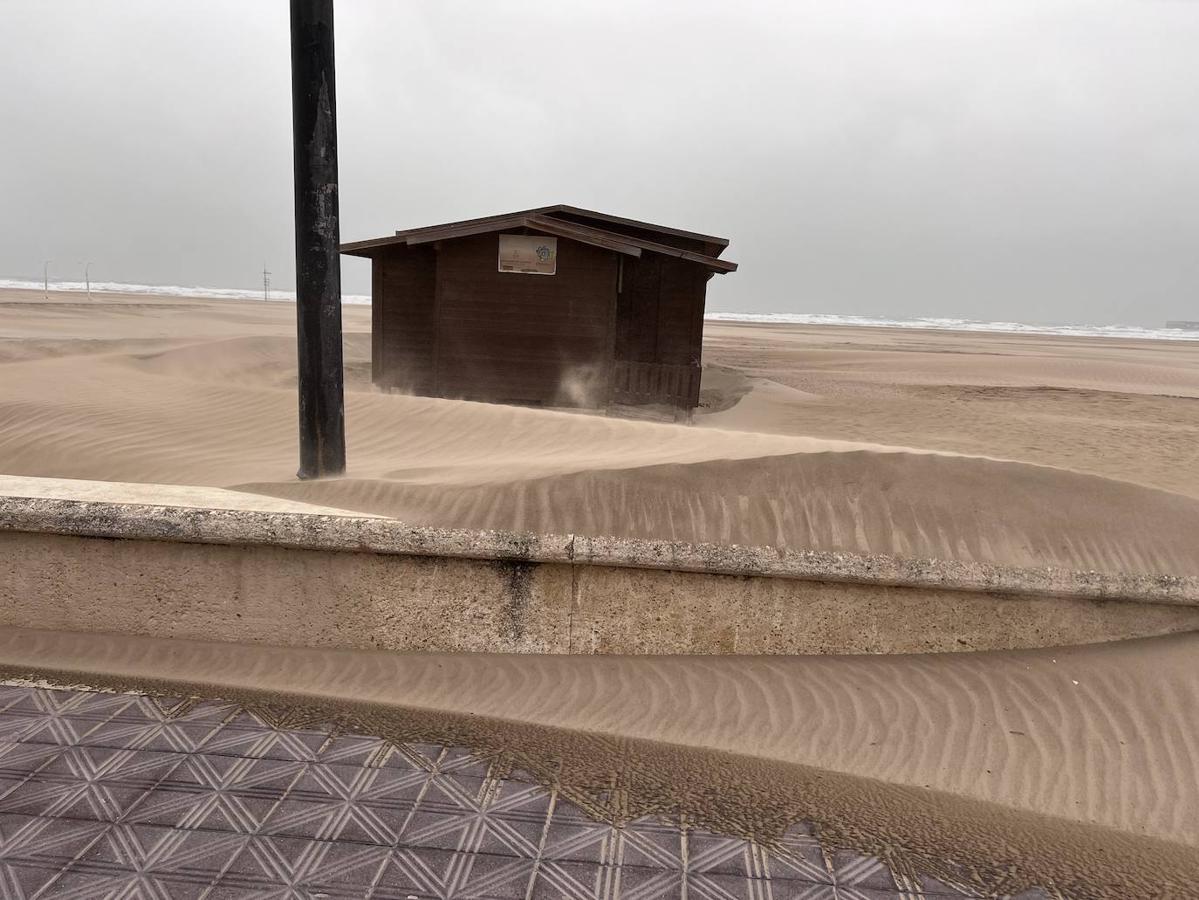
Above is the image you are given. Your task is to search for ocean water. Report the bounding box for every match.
[705,311,1199,342]
[3,277,1196,341]
[0,278,372,306]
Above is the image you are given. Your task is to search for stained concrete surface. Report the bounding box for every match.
[3,480,1199,655]
[4,486,1198,606]
[4,530,1199,656]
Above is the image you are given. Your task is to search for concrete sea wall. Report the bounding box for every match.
[3,491,1198,655]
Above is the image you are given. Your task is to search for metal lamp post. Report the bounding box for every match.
[290,0,346,479]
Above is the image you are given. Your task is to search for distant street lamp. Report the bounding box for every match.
[83,261,92,300]
[43,260,51,300]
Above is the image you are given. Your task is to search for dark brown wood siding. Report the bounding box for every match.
[373,246,436,393]
[656,258,705,366]
[432,233,618,406]
[615,255,661,364]
[368,230,708,412]
[371,259,383,384]
[613,255,707,409]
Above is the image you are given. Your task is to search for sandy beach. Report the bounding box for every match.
[3,287,1199,895]
[2,288,1198,575]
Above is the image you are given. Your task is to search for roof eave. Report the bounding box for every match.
[340,236,407,257]
[527,215,737,272]
[546,205,731,249]
[342,214,736,272]
[402,215,535,247]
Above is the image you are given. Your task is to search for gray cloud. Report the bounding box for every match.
[2,0,1197,325]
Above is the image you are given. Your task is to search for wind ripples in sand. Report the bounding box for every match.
[4,325,1199,576]
[248,452,1199,576]
[1,627,1196,849]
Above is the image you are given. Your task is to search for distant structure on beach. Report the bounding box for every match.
[341,205,737,416]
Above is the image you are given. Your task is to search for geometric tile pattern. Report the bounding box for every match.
[0,684,1052,899]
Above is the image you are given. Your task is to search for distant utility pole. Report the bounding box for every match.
[84,262,92,300]
[290,0,346,479]
[263,264,272,302]
[43,260,51,299]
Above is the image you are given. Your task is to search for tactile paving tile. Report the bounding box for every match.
[0,683,1048,899]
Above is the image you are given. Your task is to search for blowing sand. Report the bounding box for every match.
[2,289,1199,575]
[3,288,1199,895]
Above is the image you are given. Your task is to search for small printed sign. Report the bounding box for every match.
[499,234,557,275]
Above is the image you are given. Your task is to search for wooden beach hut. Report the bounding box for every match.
[340,205,737,416]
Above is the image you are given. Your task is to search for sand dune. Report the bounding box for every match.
[3,291,1199,578]
[2,626,1198,895]
[242,450,1199,575]
[703,322,1199,500]
[703,322,1199,398]
[0,332,879,484]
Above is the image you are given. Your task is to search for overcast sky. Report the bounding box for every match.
[2,1,1197,325]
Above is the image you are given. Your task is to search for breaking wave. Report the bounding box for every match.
[0,278,371,305]
[705,311,1199,341]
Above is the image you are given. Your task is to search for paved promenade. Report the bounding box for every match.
[0,683,1046,899]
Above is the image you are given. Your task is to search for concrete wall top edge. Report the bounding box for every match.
[2,493,1196,607]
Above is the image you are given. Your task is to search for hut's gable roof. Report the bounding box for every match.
[340,205,737,273]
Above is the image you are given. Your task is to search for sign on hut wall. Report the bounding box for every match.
[498,235,557,275]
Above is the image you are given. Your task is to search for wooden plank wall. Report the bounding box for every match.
[373,247,436,393]
[432,233,618,406]
[612,360,702,409]
[613,256,707,410]
[656,258,705,367]
[371,233,707,412]
[615,255,661,364]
